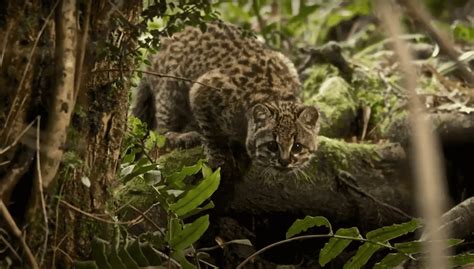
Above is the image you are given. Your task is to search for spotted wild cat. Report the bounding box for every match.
[133,21,320,172]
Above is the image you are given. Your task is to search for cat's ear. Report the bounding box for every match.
[251,104,272,122]
[298,106,319,129]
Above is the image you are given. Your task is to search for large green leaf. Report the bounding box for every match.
[108,247,127,269]
[286,216,332,239]
[140,243,163,266]
[117,240,139,269]
[169,215,210,251]
[169,168,220,217]
[319,227,361,267]
[366,219,421,242]
[343,242,381,269]
[449,253,474,267]
[373,253,408,269]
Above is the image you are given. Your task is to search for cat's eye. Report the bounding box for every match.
[265,141,279,152]
[291,143,303,153]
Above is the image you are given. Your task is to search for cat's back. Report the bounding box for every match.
[149,22,273,79]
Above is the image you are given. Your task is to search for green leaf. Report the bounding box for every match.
[366,219,421,242]
[452,21,474,43]
[395,239,463,254]
[120,164,159,183]
[167,161,204,189]
[343,242,381,269]
[91,238,111,269]
[169,168,220,217]
[449,253,474,267]
[74,261,99,269]
[319,227,361,266]
[169,215,210,251]
[181,201,215,219]
[286,216,332,239]
[344,219,421,269]
[126,239,150,267]
[171,250,196,269]
[373,253,408,269]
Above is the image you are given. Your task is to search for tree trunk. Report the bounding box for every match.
[0,1,141,268]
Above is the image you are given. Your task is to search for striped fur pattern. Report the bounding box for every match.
[133,22,320,172]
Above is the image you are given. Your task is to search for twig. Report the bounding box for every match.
[0,232,22,261]
[236,233,415,269]
[35,117,49,266]
[397,0,474,85]
[91,68,222,91]
[0,22,12,68]
[337,170,413,219]
[126,204,161,230]
[3,0,60,142]
[0,201,39,269]
[0,118,38,155]
[376,2,449,268]
[59,200,139,225]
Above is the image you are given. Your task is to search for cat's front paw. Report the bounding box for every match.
[165,131,202,148]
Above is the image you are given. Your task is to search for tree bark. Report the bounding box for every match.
[0,1,141,268]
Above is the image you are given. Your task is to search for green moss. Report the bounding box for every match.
[306,77,357,138]
[302,64,339,99]
[316,136,380,172]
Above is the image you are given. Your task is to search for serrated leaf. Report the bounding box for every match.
[118,241,139,269]
[373,253,408,269]
[121,164,159,183]
[107,248,127,269]
[169,168,220,216]
[449,253,474,267]
[127,239,149,266]
[343,242,381,269]
[366,219,421,242]
[91,238,111,269]
[169,215,210,251]
[319,227,361,266]
[140,243,162,266]
[286,216,332,239]
[74,261,99,269]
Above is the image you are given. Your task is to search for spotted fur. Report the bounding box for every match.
[133,22,320,172]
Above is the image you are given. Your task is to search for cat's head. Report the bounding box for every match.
[246,101,319,172]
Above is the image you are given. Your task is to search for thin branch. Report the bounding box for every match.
[0,21,12,68]
[337,170,413,219]
[0,201,39,269]
[0,118,38,155]
[35,117,49,266]
[91,68,222,91]
[236,233,415,269]
[397,0,474,85]
[0,232,22,261]
[59,200,143,225]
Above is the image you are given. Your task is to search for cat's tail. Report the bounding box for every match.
[132,77,157,130]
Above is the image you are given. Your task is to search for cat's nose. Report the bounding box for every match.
[278,158,290,167]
